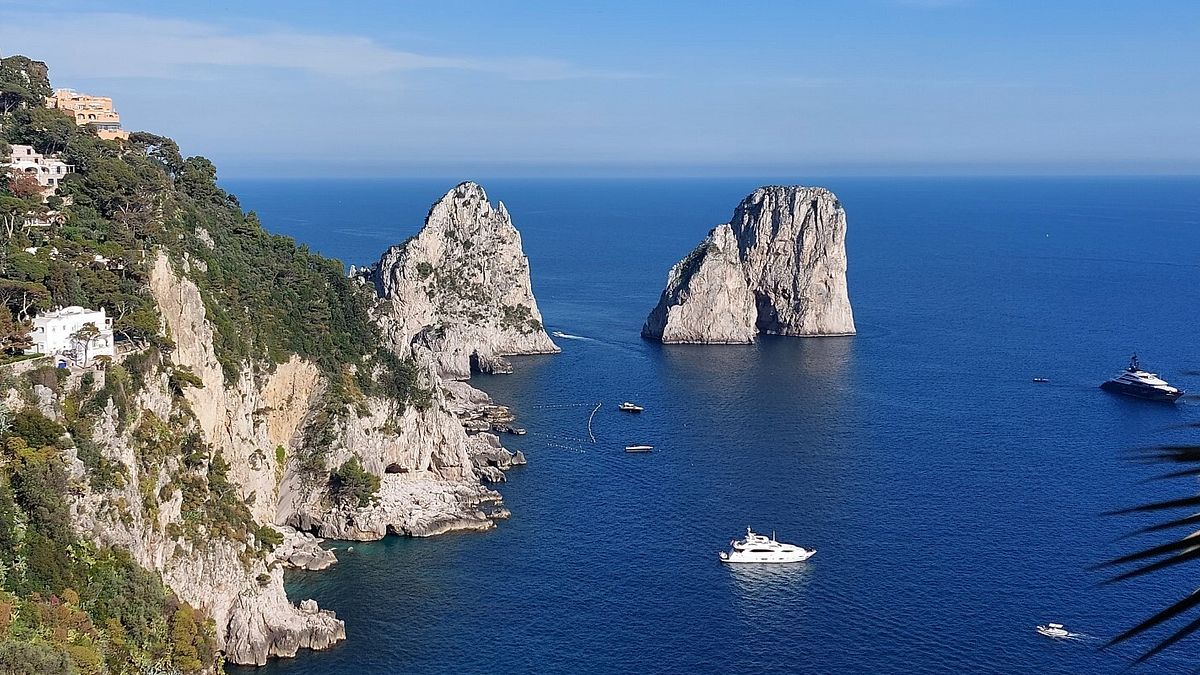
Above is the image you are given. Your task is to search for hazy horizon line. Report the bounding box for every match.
[216,170,1200,181]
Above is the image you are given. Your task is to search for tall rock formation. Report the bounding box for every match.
[643,186,855,343]
[363,182,559,378]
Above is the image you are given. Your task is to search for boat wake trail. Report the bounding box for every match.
[551,330,594,341]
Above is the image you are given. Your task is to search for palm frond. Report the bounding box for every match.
[1101,545,1200,584]
[1139,466,1200,483]
[1135,613,1200,663]
[1105,589,1200,648]
[1125,512,1200,537]
[1104,438,1200,661]
[1094,533,1200,570]
[1127,445,1200,463]
[1103,493,1200,516]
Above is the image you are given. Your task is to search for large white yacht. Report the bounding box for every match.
[718,528,815,564]
[1100,354,1183,402]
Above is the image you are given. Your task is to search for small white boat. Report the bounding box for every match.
[1036,623,1069,639]
[625,444,653,453]
[1032,377,1049,383]
[718,528,815,564]
[618,402,644,413]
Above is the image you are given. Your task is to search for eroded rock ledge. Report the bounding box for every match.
[643,185,855,343]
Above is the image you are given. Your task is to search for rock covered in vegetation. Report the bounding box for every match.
[145,252,521,643]
[363,182,559,379]
[279,370,508,541]
[0,54,549,672]
[643,186,856,343]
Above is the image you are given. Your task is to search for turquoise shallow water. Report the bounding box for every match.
[226,177,1200,673]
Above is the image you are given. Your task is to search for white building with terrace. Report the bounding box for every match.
[26,306,115,363]
[5,144,74,198]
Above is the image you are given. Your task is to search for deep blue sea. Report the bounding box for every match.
[225,177,1200,674]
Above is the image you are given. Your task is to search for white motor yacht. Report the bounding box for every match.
[718,528,815,564]
[1100,354,1182,402]
[618,401,644,413]
[1036,623,1069,639]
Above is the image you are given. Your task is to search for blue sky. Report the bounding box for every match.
[1,1,1197,177]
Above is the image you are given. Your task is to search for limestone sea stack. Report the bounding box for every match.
[642,185,855,343]
[365,182,559,378]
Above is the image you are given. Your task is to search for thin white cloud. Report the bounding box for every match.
[0,11,646,82]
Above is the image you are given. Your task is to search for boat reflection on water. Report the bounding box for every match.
[654,335,855,428]
[724,558,817,632]
[725,556,816,599]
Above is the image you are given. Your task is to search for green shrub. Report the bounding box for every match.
[329,457,380,508]
[255,524,283,549]
[8,409,65,449]
[0,640,72,675]
[167,367,204,396]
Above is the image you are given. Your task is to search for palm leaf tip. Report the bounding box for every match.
[1102,546,1200,586]
[1097,532,1200,570]
[1134,612,1200,663]
[1104,494,1200,516]
[1103,589,1200,649]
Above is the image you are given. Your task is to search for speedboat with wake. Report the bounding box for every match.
[718,528,815,564]
[1100,354,1182,402]
[1036,623,1069,639]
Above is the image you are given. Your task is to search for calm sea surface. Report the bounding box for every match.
[225,177,1200,674]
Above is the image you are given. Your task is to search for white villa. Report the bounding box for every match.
[5,144,74,198]
[26,306,115,362]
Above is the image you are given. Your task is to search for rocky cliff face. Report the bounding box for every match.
[363,182,559,378]
[15,180,555,667]
[49,248,536,666]
[643,186,855,343]
[58,253,348,666]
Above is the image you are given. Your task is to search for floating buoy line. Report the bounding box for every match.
[531,402,597,410]
[587,402,601,443]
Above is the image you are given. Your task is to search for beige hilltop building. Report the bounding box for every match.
[45,88,130,141]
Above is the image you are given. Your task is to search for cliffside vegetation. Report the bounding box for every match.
[0,56,428,402]
[0,407,217,674]
[0,54,419,671]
